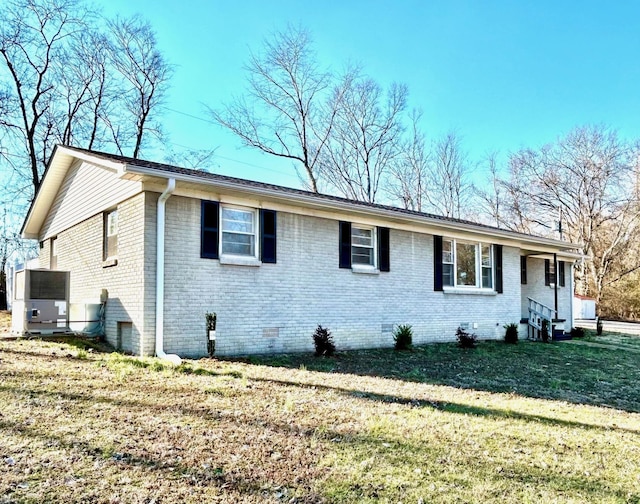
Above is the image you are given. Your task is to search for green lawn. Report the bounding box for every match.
[1,337,639,503]
[582,328,640,351]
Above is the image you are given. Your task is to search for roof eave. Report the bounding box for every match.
[124,163,581,254]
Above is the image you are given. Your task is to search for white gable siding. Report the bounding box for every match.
[39,160,142,240]
[161,195,523,357]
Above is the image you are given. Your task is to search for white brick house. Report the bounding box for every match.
[20,146,582,358]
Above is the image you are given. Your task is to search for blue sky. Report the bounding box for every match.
[102,0,640,189]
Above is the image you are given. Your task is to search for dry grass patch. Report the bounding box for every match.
[1,338,640,503]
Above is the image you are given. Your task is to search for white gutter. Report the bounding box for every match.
[155,178,182,365]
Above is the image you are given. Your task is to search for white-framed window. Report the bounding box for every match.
[442,239,493,289]
[351,225,376,267]
[481,244,493,289]
[221,205,258,257]
[50,236,58,270]
[442,239,454,286]
[104,209,118,260]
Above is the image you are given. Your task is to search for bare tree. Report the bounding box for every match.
[0,0,172,198]
[387,109,429,211]
[422,131,472,219]
[0,0,93,194]
[320,74,407,203]
[211,26,337,192]
[504,125,640,302]
[107,15,172,158]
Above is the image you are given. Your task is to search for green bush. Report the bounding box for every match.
[504,323,519,344]
[313,325,336,357]
[393,324,413,350]
[456,327,477,348]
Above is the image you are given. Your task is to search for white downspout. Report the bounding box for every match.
[155,178,182,365]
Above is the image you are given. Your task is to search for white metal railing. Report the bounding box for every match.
[527,297,557,340]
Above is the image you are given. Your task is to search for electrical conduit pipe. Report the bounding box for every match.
[155,178,182,365]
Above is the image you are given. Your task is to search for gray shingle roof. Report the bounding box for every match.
[60,145,521,236]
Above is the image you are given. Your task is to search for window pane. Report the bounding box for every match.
[456,242,477,286]
[481,244,491,267]
[107,211,118,236]
[222,232,254,256]
[482,266,493,289]
[443,264,454,286]
[352,246,374,265]
[352,227,372,247]
[443,239,453,263]
[222,208,254,233]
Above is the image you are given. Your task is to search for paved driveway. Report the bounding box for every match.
[576,319,640,335]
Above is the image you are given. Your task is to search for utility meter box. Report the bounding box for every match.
[12,269,70,335]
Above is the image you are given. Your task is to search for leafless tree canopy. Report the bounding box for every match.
[0,0,172,201]
[499,126,640,303]
[387,110,429,212]
[211,26,335,193]
[107,16,172,159]
[319,75,407,203]
[423,131,471,219]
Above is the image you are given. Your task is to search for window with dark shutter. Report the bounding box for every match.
[434,235,443,291]
[520,256,527,284]
[201,201,219,259]
[559,261,566,287]
[378,227,390,272]
[260,209,277,263]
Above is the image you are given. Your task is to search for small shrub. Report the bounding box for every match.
[456,327,477,348]
[393,324,413,350]
[570,327,585,338]
[596,318,603,335]
[541,319,550,343]
[504,323,519,344]
[313,325,335,357]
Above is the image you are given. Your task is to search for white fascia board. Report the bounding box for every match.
[124,164,581,254]
[55,146,127,173]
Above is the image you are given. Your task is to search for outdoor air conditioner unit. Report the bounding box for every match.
[12,269,70,335]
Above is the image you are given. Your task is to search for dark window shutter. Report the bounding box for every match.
[434,235,443,291]
[201,201,219,259]
[378,227,390,272]
[260,209,277,263]
[339,221,351,269]
[544,259,551,286]
[494,244,503,293]
[520,256,527,284]
[559,261,566,287]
